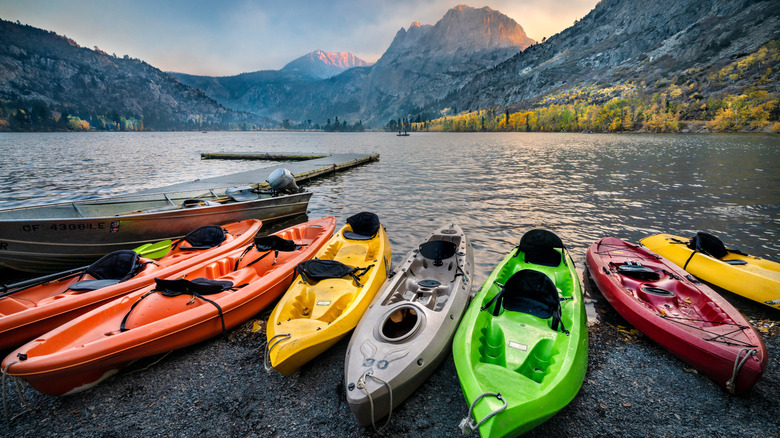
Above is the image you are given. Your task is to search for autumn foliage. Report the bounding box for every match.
[417,41,780,134]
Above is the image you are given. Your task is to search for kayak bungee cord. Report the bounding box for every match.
[726,348,759,394]
[2,361,33,423]
[659,315,756,347]
[264,333,291,373]
[356,370,393,434]
[458,392,507,436]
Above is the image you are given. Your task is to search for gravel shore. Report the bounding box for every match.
[1,271,777,437]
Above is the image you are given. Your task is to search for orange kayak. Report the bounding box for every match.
[0,220,262,351]
[2,216,335,396]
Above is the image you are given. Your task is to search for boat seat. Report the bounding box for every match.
[687,232,728,259]
[419,240,457,266]
[483,269,566,333]
[343,211,380,240]
[517,229,563,267]
[68,279,122,291]
[174,225,227,250]
[295,259,372,286]
[67,250,143,292]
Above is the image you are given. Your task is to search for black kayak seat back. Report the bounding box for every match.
[501,269,560,319]
[254,235,299,252]
[687,232,728,259]
[179,225,227,250]
[519,229,563,267]
[69,250,142,291]
[86,250,142,281]
[152,277,234,296]
[419,240,457,265]
[344,212,380,240]
[295,259,357,283]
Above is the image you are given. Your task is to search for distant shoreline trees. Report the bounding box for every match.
[411,41,780,134]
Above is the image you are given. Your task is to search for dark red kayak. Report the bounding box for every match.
[586,237,767,394]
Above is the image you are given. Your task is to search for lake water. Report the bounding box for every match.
[1,131,778,285]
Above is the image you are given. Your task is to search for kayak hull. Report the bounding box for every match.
[640,233,780,310]
[586,237,767,394]
[453,234,587,438]
[267,219,391,376]
[0,220,262,352]
[344,223,474,427]
[1,217,336,396]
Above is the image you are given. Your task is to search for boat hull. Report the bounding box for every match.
[267,220,392,376]
[0,191,311,273]
[0,220,262,352]
[344,224,474,427]
[1,217,336,396]
[586,237,767,394]
[640,233,780,310]
[453,236,588,438]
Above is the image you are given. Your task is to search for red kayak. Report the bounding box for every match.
[2,216,336,396]
[586,237,767,394]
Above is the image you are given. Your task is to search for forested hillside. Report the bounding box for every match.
[416,41,780,133]
[0,19,265,131]
[416,0,780,133]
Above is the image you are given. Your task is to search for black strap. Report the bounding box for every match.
[295,263,374,287]
[234,241,304,270]
[120,280,240,335]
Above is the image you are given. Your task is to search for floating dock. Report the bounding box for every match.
[200,153,328,161]
[139,153,379,193]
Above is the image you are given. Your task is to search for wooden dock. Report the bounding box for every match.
[200,153,328,161]
[138,153,379,193]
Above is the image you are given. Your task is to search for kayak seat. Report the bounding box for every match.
[419,240,457,267]
[68,250,143,291]
[175,225,227,250]
[687,232,728,259]
[121,278,235,334]
[483,270,566,333]
[343,211,380,240]
[295,259,373,287]
[517,229,564,267]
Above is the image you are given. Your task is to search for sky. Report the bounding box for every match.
[0,0,600,76]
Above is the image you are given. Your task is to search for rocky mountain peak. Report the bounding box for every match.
[281,50,368,79]
[385,5,534,56]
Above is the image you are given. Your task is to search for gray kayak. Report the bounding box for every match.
[344,223,474,429]
[0,187,311,273]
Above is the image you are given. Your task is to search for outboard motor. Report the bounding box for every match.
[267,168,300,194]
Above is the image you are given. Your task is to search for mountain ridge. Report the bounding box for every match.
[0,18,265,131]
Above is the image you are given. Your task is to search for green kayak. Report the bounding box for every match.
[453,229,588,437]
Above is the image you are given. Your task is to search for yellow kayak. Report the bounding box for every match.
[266,212,391,376]
[640,233,780,310]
